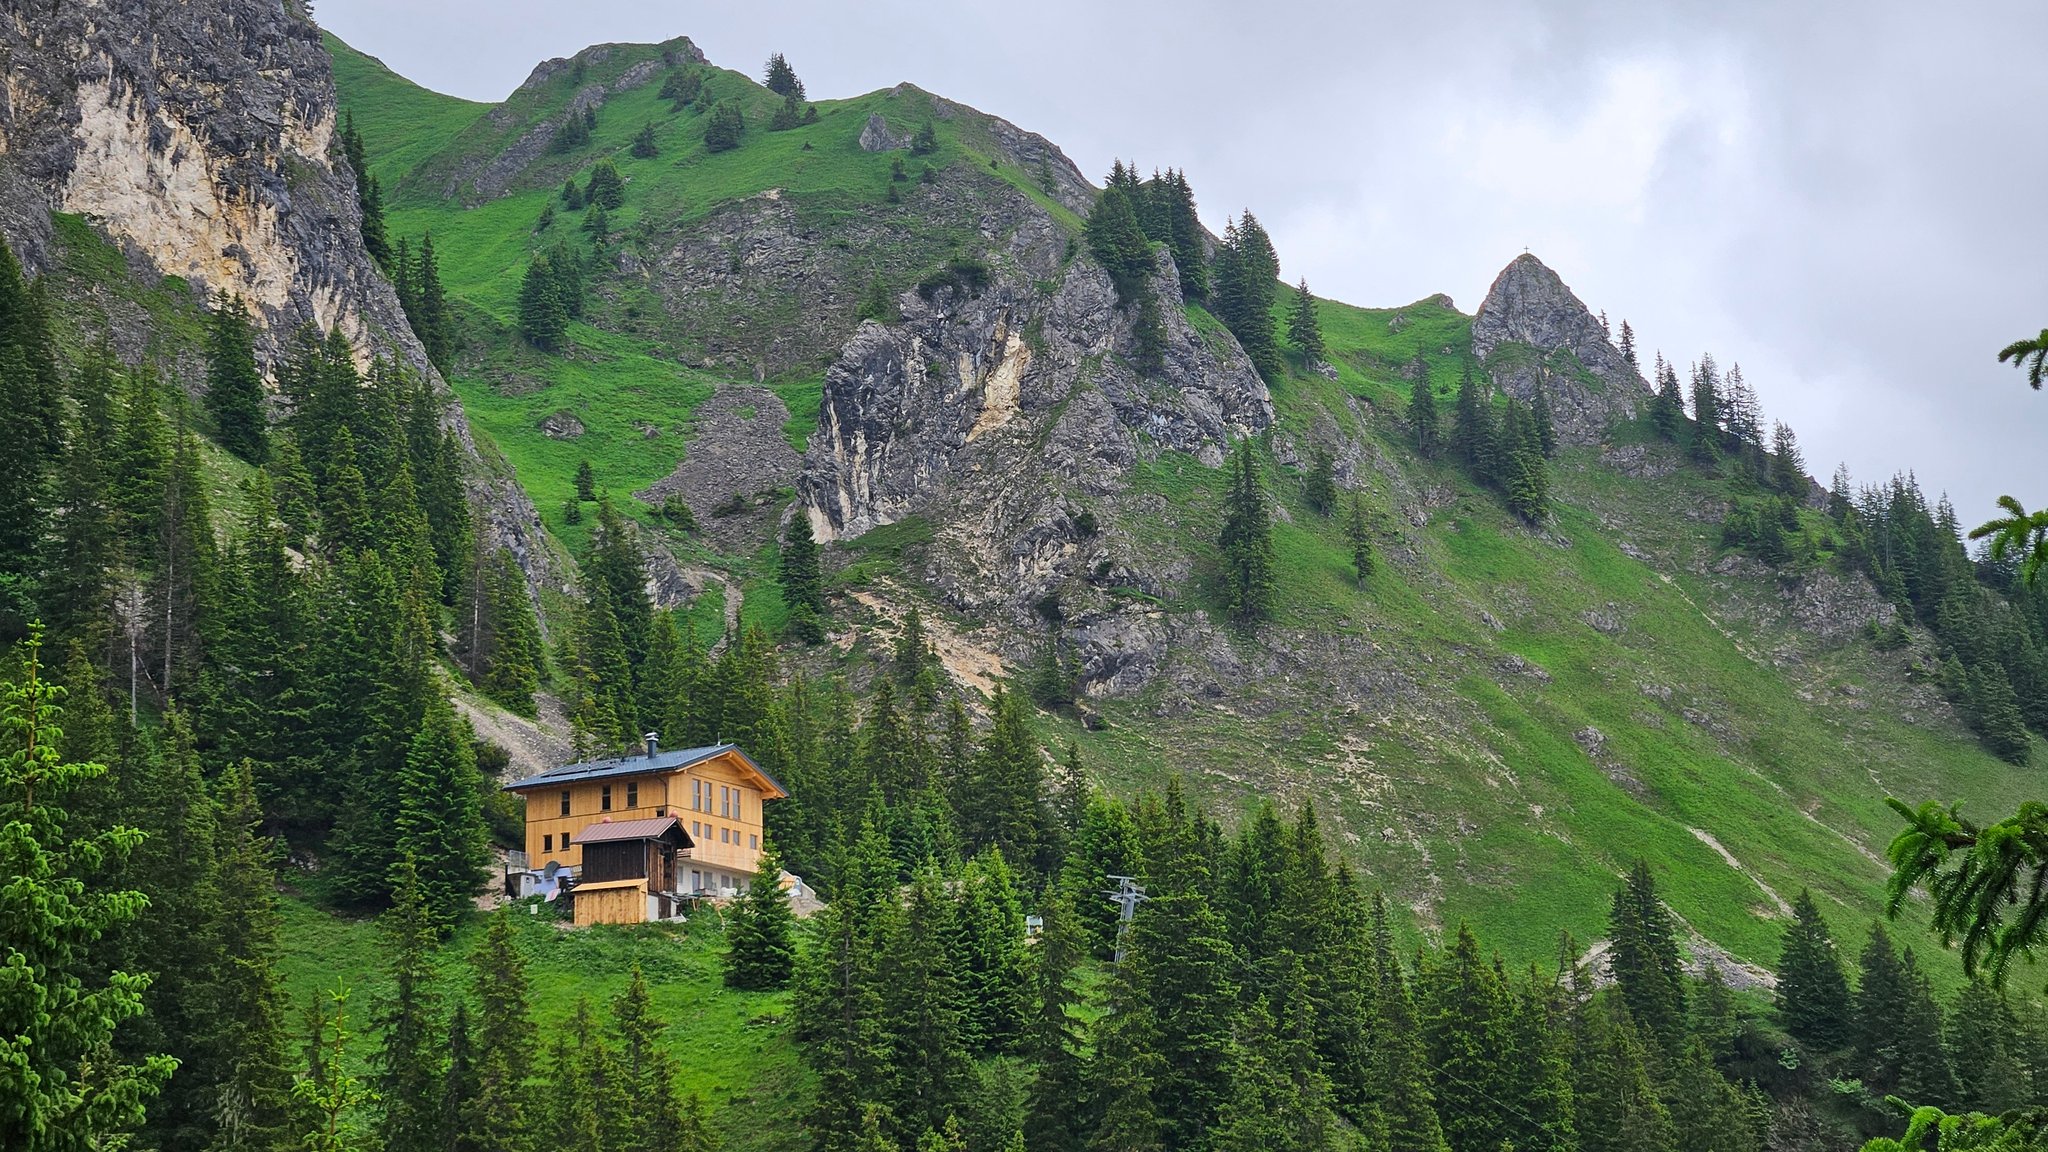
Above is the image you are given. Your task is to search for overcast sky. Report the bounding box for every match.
[319,0,2045,523]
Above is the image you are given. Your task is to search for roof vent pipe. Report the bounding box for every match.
[644,732,659,759]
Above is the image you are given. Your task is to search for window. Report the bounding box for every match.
[626,782,638,808]
[722,786,733,818]
[560,790,571,816]
[562,829,572,846]
[722,827,731,845]
[601,785,612,812]
[750,834,759,850]
[543,834,554,852]
[693,779,703,811]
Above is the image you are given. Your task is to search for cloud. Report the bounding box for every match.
[318,0,2048,521]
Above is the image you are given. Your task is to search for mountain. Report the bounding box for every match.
[2,2,2032,970]
[315,34,2044,969]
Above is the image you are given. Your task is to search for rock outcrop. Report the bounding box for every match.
[0,0,551,594]
[1471,253,1648,444]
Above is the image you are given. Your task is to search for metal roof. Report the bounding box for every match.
[567,878,647,893]
[570,816,692,846]
[503,742,785,796]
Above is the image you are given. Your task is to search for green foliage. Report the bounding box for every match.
[575,458,597,500]
[770,92,808,132]
[0,629,175,1149]
[705,101,746,153]
[1345,494,1374,585]
[763,53,805,99]
[1286,278,1325,366]
[1301,444,1336,517]
[394,699,491,931]
[857,279,901,324]
[1218,439,1277,626]
[911,122,939,155]
[585,158,626,210]
[1776,889,1854,1054]
[1212,212,1283,381]
[779,512,824,642]
[724,845,796,990]
[631,122,659,158]
[205,292,269,464]
[1086,173,1157,308]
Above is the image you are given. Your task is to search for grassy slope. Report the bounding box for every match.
[1053,294,2030,975]
[324,36,2035,983]
[278,894,807,1152]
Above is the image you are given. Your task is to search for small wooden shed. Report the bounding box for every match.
[566,816,696,926]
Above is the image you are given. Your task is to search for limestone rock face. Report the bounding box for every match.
[0,0,549,590]
[858,113,911,152]
[798,224,1272,636]
[1471,253,1649,444]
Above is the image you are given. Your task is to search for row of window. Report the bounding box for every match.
[555,780,750,818]
[687,821,760,851]
[537,823,759,855]
[690,779,745,820]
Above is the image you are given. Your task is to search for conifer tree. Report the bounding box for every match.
[1663,1037,1754,1152]
[631,122,659,158]
[1212,213,1283,381]
[0,629,174,1149]
[705,101,746,152]
[725,842,797,990]
[1086,964,1165,1152]
[1087,182,1157,309]
[1451,367,1497,477]
[1531,382,1557,458]
[1619,320,1638,374]
[394,699,490,931]
[1650,355,1683,442]
[1606,861,1687,1059]
[1421,925,1514,1152]
[1024,895,1089,1152]
[376,859,445,1152]
[206,292,269,464]
[961,688,1045,870]
[1218,438,1277,626]
[518,253,570,349]
[1370,895,1451,1152]
[1343,495,1375,588]
[953,849,1032,1054]
[1689,358,1723,461]
[880,869,975,1141]
[585,159,626,210]
[461,910,534,1152]
[1774,890,1852,1054]
[1769,421,1807,496]
[1287,278,1325,366]
[780,510,826,641]
[209,759,294,1152]
[412,233,454,372]
[1303,445,1337,517]
[1571,996,1677,1152]
[561,178,584,209]
[764,53,806,98]
[793,868,893,1152]
[1409,363,1443,459]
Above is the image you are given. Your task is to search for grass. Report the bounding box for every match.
[277,892,808,1152]
[323,33,2033,990]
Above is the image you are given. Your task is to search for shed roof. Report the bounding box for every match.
[568,878,647,893]
[571,816,692,847]
[503,742,787,798]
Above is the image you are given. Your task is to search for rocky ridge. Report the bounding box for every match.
[0,0,552,593]
[1472,253,1650,444]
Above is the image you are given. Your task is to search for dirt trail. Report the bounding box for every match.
[849,587,1006,698]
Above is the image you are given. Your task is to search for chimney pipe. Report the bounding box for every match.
[644,732,659,759]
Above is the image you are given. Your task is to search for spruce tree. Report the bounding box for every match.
[1420,925,1514,1152]
[1218,438,1277,626]
[376,859,445,1152]
[461,909,534,1152]
[1606,861,1687,1059]
[631,123,659,158]
[1370,895,1451,1152]
[781,510,826,642]
[1530,382,1557,458]
[1087,182,1157,308]
[1618,320,1638,374]
[1571,995,1678,1152]
[1302,445,1337,517]
[1212,213,1283,381]
[705,101,746,152]
[1774,889,1853,1054]
[953,849,1032,1055]
[1689,358,1723,462]
[206,292,269,464]
[0,629,174,1149]
[1409,363,1443,459]
[1663,1037,1754,1152]
[394,698,491,931]
[1287,278,1325,366]
[725,842,797,990]
[1346,494,1374,585]
[764,52,806,98]
[210,760,294,1152]
[1128,803,1239,1151]
[1451,367,1496,478]
[1024,895,1089,1152]
[585,159,626,210]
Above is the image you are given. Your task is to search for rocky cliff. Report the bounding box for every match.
[0,0,550,588]
[1471,253,1648,444]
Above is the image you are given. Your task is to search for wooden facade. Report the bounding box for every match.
[504,741,786,924]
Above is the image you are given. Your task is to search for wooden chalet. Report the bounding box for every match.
[503,736,786,925]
